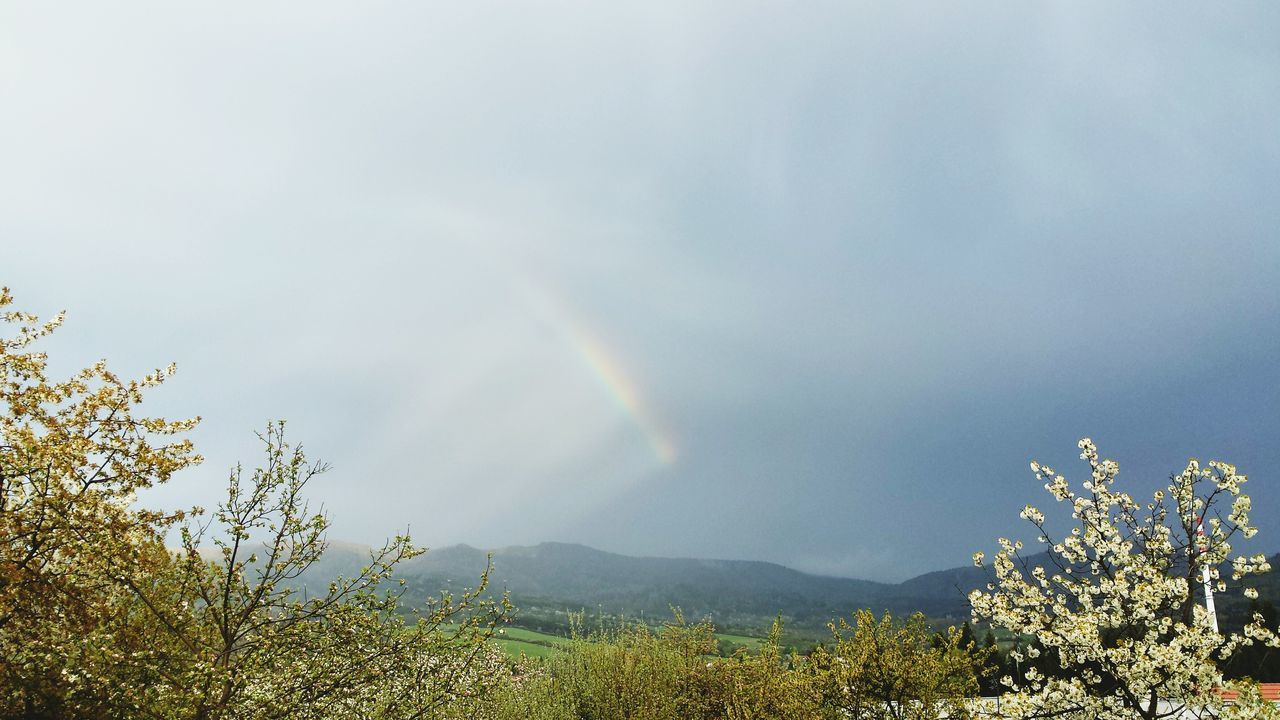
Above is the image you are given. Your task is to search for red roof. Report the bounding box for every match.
[1219,683,1280,703]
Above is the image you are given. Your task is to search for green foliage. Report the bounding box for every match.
[550,611,716,720]
[806,610,983,720]
[697,618,821,720]
[477,611,825,720]
[478,660,577,720]
[478,611,993,720]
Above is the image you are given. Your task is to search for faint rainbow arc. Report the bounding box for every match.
[567,334,677,465]
[519,283,677,465]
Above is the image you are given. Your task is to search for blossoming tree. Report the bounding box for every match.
[0,287,201,716]
[969,439,1278,719]
[0,287,511,719]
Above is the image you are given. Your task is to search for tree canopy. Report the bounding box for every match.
[970,438,1278,719]
[0,288,510,719]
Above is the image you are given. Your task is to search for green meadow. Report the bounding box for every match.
[493,627,568,658]
[488,625,777,660]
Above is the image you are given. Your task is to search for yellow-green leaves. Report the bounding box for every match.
[1,287,201,717]
[807,610,983,720]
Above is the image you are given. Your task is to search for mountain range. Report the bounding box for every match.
[298,541,1280,634]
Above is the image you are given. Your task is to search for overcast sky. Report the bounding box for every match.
[3,2,1278,581]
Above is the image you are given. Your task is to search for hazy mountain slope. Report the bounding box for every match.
[412,542,897,625]
[290,543,1279,632]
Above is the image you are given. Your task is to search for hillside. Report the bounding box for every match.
[296,542,983,631]
[406,542,901,630]
[290,543,1280,635]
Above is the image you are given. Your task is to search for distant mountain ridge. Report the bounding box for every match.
[294,541,1280,633]
[296,541,987,630]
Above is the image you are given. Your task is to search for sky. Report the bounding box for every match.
[2,2,1278,581]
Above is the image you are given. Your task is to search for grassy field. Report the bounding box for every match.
[713,632,765,651]
[493,626,569,658]
[489,625,774,660]
[494,637,563,658]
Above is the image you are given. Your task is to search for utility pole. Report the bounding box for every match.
[1197,517,1219,634]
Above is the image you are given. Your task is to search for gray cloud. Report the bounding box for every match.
[3,2,1278,580]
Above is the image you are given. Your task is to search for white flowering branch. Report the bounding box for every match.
[969,439,1278,720]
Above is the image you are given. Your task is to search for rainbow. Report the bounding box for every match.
[519,283,677,465]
